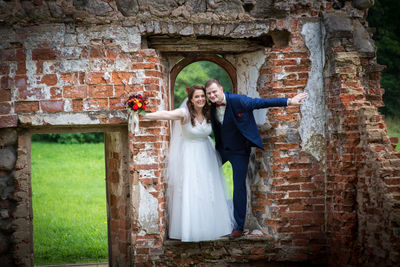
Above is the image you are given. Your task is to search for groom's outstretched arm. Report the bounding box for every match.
[239,95,288,111]
[239,93,307,111]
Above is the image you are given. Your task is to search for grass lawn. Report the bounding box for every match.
[31,141,108,266]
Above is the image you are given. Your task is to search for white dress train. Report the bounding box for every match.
[166,107,234,242]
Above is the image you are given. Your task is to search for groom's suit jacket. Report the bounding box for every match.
[211,92,288,153]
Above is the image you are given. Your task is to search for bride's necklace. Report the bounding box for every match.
[195,115,204,124]
[194,110,205,124]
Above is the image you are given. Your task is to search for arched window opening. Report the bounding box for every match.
[171,58,235,198]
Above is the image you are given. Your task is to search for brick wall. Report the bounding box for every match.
[323,13,400,266]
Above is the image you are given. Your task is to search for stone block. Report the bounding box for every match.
[323,13,353,38]
[352,0,374,10]
[0,129,17,147]
[0,148,16,171]
[353,20,375,54]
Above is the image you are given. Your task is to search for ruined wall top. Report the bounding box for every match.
[1,0,372,26]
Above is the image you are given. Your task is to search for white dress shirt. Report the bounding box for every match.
[216,95,226,124]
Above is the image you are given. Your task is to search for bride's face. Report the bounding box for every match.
[190,89,206,109]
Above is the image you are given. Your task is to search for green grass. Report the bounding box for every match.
[386,116,400,151]
[222,162,233,197]
[31,141,108,266]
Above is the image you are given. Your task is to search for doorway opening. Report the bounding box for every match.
[31,132,108,266]
[173,59,234,196]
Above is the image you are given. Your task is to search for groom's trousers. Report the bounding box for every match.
[219,148,250,231]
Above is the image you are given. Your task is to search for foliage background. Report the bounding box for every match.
[368,0,400,118]
[174,60,232,108]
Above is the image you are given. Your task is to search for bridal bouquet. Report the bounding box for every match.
[126,93,148,134]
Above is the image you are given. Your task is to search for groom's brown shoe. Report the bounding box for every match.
[229,229,243,239]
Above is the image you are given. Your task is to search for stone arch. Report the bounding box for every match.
[169,55,237,107]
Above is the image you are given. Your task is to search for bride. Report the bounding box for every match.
[143,84,234,242]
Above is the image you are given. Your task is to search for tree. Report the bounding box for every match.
[174,61,232,108]
[367,0,400,117]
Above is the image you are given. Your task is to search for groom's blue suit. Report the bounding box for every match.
[210,92,288,230]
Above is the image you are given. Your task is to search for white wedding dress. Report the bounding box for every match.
[166,105,234,242]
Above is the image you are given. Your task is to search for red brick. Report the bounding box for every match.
[88,85,113,97]
[0,63,10,75]
[110,98,125,110]
[63,85,87,98]
[274,114,298,121]
[131,63,156,70]
[15,101,39,113]
[0,49,16,61]
[285,65,309,72]
[0,76,14,89]
[106,48,119,59]
[49,87,62,99]
[40,74,58,86]
[72,99,83,111]
[90,48,106,58]
[16,61,26,75]
[273,59,298,66]
[59,73,72,83]
[32,48,57,60]
[86,72,111,84]
[340,94,355,102]
[145,70,162,78]
[15,75,27,88]
[275,184,301,191]
[114,85,127,98]
[384,177,400,185]
[85,98,108,111]
[40,100,64,112]
[0,103,11,114]
[289,191,311,198]
[17,87,43,100]
[275,143,298,150]
[0,115,17,128]
[283,79,307,87]
[36,61,43,74]
[0,89,11,102]
[112,72,135,85]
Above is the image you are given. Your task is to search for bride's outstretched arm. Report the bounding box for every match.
[143,108,185,121]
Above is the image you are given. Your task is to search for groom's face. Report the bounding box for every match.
[206,83,224,104]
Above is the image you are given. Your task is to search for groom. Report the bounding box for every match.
[205,78,307,239]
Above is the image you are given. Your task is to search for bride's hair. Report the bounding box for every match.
[186,84,211,126]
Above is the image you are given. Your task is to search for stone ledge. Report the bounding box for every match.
[163,230,275,245]
[17,111,128,127]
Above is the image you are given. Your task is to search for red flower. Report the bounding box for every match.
[237,113,243,118]
[186,86,190,91]
[126,93,148,113]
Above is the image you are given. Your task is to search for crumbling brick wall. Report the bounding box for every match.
[0,0,399,266]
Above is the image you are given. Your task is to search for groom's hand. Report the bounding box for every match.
[289,93,308,105]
